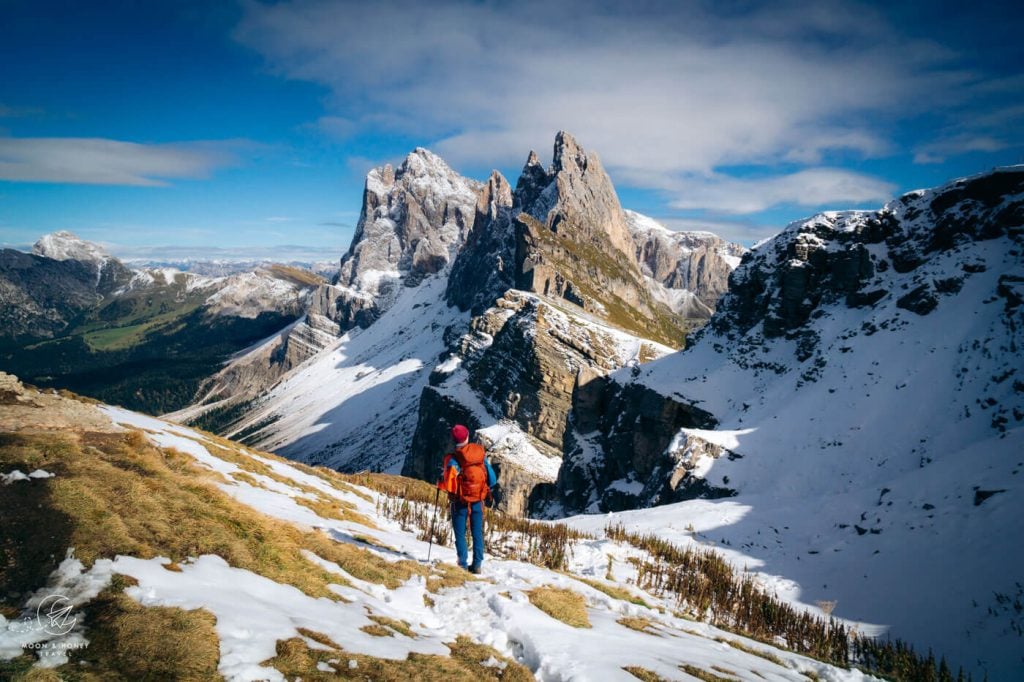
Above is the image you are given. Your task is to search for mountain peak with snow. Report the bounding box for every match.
[32,231,112,265]
[547,165,1024,679]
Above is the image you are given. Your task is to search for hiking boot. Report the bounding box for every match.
[469,565,481,575]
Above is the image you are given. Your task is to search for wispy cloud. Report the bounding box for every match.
[668,169,897,215]
[234,0,1007,213]
[0,137,241,186]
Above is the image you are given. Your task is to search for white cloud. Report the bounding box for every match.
[234,0,984,213]
[669,169,897,214]
[0,137,238,186]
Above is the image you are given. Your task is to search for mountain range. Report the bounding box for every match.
[2,130,1021,677]
[0,233,321,413]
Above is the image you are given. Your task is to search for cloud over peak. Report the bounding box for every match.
[234,0,1012,218]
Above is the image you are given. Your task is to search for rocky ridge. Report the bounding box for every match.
[537,167,1024,679]
[172,133,741,511]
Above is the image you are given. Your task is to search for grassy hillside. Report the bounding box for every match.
[0,380,958,681]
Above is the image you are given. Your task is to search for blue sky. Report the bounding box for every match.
[1,0,1022,260]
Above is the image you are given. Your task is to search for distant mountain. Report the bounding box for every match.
[0,233,320,413]
[125,258,339,280]
[545,167,1024,679]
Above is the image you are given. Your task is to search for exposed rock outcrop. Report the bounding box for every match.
[403,288,669,515]
[625,210,745,315]
[446,170,516,314]
[318,148,482,333]
[546,166,1024,515]
[549,380,719,513]
[176,150,482,426]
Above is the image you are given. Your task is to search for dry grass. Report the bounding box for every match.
[68,576,221,680]
[0,430,433,609]
[623,666,670,682]
[427,563,474,593]
[367,615,416,638]
[617,616,659,635]
[295,493,378,529]
[361,623,395,637]
[714,637,784,667]
[680,664,737,681]
[265,631,533,681]
[527,586,591,628]
[574,574,650,608]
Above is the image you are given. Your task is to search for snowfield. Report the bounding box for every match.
[611,172,1024,679]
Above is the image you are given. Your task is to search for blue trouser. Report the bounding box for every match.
[451,500,484,569]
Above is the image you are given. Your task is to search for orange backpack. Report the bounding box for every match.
[452,443,489,504]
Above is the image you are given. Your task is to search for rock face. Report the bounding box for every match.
[447,132,694,348]
[625,210,745,316]
[549,381,720,513]
[547,166,1024,515]
[177,150,483,429]
[446,170,516,314]
[318,148,482,332]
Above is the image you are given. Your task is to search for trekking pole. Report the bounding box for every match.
[426,487,441,563]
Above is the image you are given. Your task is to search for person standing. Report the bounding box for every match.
[438,424,499,573]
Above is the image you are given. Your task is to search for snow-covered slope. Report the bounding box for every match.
[0,380,881,681]
[220,273,465,473]
[174,150,484,430]
[557,167,1024,678]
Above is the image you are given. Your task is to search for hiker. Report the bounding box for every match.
[437,424,500,573]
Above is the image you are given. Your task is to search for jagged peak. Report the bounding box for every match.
[32,231,111,264]
[400,146,458,178]
[362,147,467,196]
[479,170,513,214]
[552,130,588,174]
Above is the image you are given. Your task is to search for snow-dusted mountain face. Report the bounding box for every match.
[177,150,484,430]
[625,209,746,319]
[447,131,715,348]
[0,233,318,413]
[549,167,1024,678]
[313,147,482,335]
[190,133,741,503]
